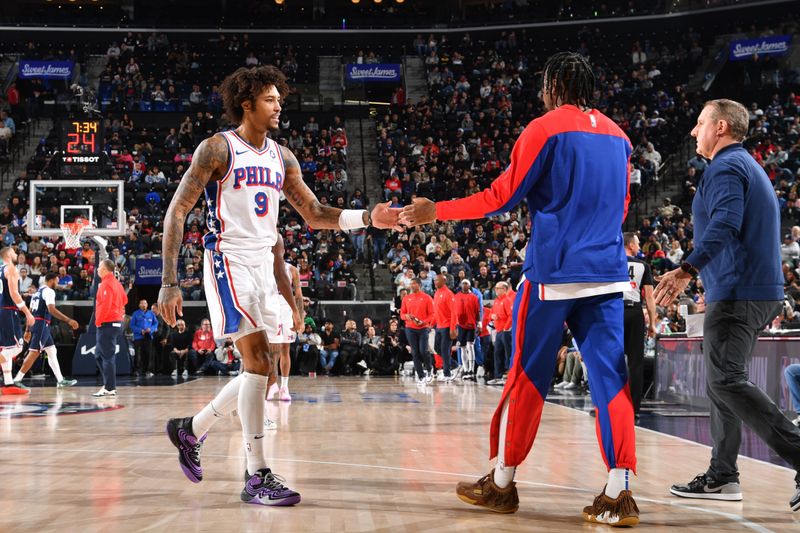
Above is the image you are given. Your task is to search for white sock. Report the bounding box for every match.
[2,344,23,362]
[238,371,268,474]
[280,376,289,388]
[192,374,242,436]
[466,344,475,373]
[2,359,13,385]
[14,370,25,382]
[494,396,516,488]
[45,346,64,382]
[605,468,631,498]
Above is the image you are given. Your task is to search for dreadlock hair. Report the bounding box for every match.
[542,52,596,108]
[220,65,290,125]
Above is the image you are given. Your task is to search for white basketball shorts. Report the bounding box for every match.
[203,249,279,342]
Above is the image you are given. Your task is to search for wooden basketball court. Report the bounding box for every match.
[2,377,798,532]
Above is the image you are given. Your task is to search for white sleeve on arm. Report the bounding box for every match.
[43,287,56,307]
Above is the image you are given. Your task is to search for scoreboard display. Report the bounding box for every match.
[60,119,103,177]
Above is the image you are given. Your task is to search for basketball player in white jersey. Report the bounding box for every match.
[160,65,400,506]
[267,237,303,403]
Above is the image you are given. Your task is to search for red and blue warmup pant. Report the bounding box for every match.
[490,279,637,473]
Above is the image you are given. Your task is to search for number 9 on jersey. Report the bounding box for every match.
[254,191,269,217]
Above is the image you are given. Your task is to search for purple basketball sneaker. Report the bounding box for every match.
[241,468,301,506]
[166,417,207,483]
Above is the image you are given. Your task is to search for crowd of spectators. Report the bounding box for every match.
[625,91,800,335]
[376,26,705,302]
[2,33,364,302]
[98,32,306,113]
[4,21,799,386]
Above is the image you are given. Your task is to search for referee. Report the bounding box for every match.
[93,258,127,397]
[622,232,657,421]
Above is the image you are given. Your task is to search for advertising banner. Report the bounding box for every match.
[729,35,792,61]
[18,60,74,79]
[345,63,401,82]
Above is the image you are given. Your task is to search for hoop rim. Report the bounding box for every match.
[60,219,92,249]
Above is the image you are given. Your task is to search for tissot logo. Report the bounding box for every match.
[62,155,100,163]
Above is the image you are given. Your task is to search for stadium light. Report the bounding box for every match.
[275,0,285,4]
[352,0,360,3]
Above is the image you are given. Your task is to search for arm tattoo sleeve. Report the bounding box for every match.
[161,135,228,284]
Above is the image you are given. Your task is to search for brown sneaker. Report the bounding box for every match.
[582,486,640,527]
[455,469,519,514]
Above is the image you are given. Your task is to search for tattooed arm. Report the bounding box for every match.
[158,134,228,326]
[280,145,348,229]
[290,264,304,317]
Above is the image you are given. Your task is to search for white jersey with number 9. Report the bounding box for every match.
[202,130,285,266]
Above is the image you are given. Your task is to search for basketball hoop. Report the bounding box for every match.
[60,219,90,250]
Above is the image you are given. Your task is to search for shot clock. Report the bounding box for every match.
[60,119,104,177]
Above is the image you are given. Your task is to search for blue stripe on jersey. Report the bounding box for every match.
[208,251,242,335]
[30,287,52,321]
[203,180,222,252]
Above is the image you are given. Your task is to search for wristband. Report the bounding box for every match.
[16,301,25,309]
[161,283,177,289]
[338,209,368,231]
[680,262,699,279]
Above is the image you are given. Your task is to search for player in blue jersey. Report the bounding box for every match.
[400,52,639,526]
[14,273,80,388]
[0,246,35,395]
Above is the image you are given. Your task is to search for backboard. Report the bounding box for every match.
[28,180,126,237]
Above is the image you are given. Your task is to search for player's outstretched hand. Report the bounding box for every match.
[399,198,436,227]
[69,319,79,330]
[370,201,404,231]
[158,287,183,328]
[653,267,691,307]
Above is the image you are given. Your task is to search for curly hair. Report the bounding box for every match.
[220,65,289,125]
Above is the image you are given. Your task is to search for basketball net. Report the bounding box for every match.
[60,218,91,250]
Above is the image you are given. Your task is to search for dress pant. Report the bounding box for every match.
[405,327,431,380]
[704,300,800,483]
[96,323,123,391]
[434,327,453,377]
[623,305,646,415]
[493,330,512,378]
[134,337,154,374]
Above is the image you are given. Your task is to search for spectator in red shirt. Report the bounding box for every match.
[489,281,515,385]
[384,175,401,201]
[6,83,20,117]
[452,279,480,381]
[478,303,492,377]
[400,277,435,384]
[183,223,202,246]
[422,137,440,160]
[383,174,403,200]
[433,274,456,381]
[192,318,216,373]
[331,128,348,149]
